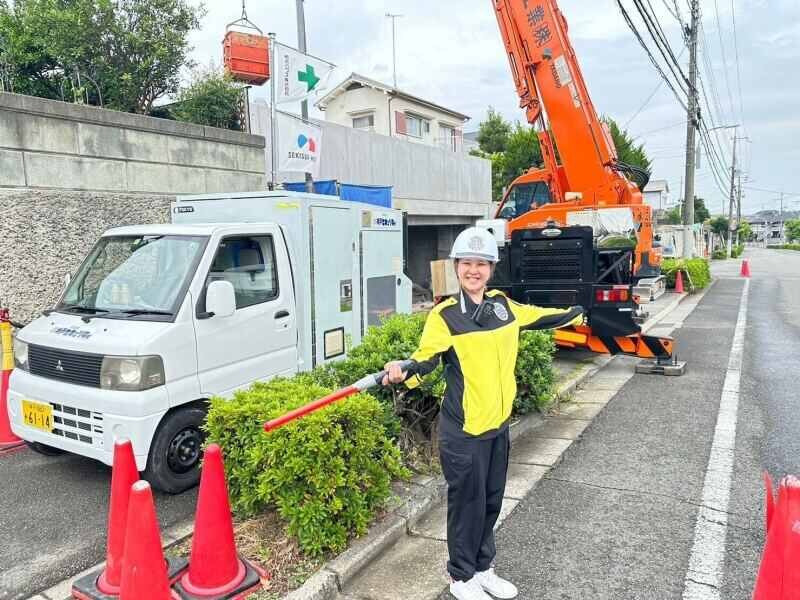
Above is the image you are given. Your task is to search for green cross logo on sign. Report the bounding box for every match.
[297,64,320,92]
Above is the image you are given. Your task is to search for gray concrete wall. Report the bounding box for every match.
[0,190,171,323]
[250,101,491,225]
[0,92,267,194]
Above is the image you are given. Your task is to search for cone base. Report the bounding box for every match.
[0,439,24,454]
[72,556,188,599]
[172,557,266,600]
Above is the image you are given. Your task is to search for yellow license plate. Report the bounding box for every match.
[21,400,54,432]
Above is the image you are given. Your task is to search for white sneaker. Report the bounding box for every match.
[449,576,493,600]
[474,568,518,599]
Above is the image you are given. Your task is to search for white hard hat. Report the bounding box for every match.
[450,227,500,263]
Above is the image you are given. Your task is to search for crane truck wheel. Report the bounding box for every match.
[25,441,66,456]
[143,405,207,494]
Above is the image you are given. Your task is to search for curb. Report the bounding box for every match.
[283,291,692,600]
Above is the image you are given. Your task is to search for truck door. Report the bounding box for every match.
[193,227,297,396]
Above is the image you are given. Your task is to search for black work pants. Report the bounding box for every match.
[439,427,510,582]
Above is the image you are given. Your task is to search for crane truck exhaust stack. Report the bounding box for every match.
[752,473,800,599]
[72,440,266,600]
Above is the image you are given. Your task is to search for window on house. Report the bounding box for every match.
[352,114,375,130]
[406,114,430,138]
[440,124,456,151]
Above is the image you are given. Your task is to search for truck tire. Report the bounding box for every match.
[143,405,207,494]
[25,441,66,456]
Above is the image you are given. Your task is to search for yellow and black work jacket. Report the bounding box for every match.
[405,290,583,439]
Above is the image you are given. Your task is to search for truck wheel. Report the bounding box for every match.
[143,406,206,494]
[25,441,65,456]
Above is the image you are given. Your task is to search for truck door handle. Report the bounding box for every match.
[275,310,290,319]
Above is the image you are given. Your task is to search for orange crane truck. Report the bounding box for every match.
[484,0,684,374]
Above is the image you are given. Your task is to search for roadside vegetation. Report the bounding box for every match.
[662,257,711,290]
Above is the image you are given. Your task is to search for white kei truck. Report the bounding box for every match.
[8,191,412,492]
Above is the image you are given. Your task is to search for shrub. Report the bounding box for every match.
[204,378,408,556]
[711,249,727,260]
[662,258,711,290]
[514,331,557,413]
[730,244,744,258]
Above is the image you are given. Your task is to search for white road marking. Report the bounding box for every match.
[682,278,750,599]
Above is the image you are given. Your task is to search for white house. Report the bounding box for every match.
[315,73,470,152]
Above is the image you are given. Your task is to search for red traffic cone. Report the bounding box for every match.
[741,259,751,278]
[174,444,264,599]
[753,476,800,599]
[119,481,174,600]
[72,440,186,600]
[97,439,140,594]
[0,313,23,452]
[675,270,685,294]
[782,477,800,595]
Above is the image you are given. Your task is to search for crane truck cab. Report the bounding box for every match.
[8,191,412,493]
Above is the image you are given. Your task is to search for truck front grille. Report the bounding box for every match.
[51,403,103,445]
[28,345,103,388]
[519,241,584,281]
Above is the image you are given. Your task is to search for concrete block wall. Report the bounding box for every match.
[0,92,267,194]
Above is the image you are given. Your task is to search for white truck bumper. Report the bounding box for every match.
[8,369,169,471]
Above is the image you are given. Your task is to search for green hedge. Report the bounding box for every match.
[731,244,745,258]
[711,249,727,260]
[661,258,711,290]
[514,331,557,413]
[205,378,408,556]
[771,244,800,251]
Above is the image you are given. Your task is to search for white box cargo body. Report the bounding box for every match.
[172,191,412,370]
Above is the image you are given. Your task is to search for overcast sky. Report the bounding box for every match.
[187,0,800,216]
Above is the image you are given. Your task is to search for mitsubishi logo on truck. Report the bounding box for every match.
[55,360,65,372]
[51,326,92,339]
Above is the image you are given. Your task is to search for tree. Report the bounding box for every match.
[709,216,730,244]
[694,197,710,223]
[786,219,800,243]
[737,220,753,243]
[665,206,682,225]
[477,107,512,154]
[604,117,651,173]
[170,67,245,131]
[0,0,205,114]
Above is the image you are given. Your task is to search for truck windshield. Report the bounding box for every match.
[497,182,552,219]
[58,235,208,319]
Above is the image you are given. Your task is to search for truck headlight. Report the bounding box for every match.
[100,356,164,391]
[13,338,29,371]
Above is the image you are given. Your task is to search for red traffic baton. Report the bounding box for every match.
[263,360,414,432]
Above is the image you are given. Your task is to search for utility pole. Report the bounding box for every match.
[681,0,700,258]
[780,192,785,243]
[386,13,403,88]
[296,0,313,193]
[736,172,743,245]
[726,132,738,258]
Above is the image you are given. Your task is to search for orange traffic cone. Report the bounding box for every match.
[174,444,265,599]
[72,440,186,600]
[119,481,175,600]
[741,259,751,278]
[0,311,23,452]
[675,270,685,294]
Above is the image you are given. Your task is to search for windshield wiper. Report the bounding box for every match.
[81,308,173,322]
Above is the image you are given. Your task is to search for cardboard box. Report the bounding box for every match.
[430,259,459,298]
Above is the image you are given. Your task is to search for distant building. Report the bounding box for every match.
[643,179,670,211]
[316,73,470,153]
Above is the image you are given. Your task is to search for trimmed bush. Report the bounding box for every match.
[711,249,727,260]
[204,378,408,556]
[731,244,745,258]
[514,330,557,413]
[662,258,711,291]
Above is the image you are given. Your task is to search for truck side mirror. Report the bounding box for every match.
[205,281,236,318]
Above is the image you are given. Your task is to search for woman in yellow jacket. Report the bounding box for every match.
[384,227,584,600]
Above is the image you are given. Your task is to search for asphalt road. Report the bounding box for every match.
[476,247,800,599]
[0,446,197,599]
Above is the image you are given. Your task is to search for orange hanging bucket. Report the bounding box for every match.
[222,7,269,86]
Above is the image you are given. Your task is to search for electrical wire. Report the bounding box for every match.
[624,45,686,130]
[712,0,737,121]
[615,0,688,111]
[729,0,746,126]
[632,0,690,91]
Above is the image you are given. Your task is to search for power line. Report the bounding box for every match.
[615,0,688,111]
[729,0,746,125]
[633,0,691,90]
[712,0,737,121]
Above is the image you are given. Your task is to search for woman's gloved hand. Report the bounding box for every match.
[382,361,409,386]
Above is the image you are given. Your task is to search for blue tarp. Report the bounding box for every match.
[283,180,393,209]
[340,184,392,208]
